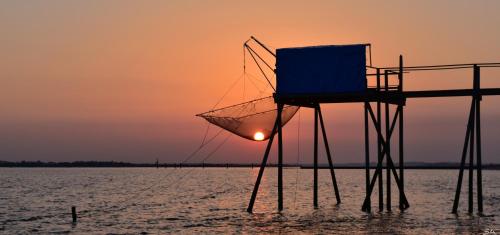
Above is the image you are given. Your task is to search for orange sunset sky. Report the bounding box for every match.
[1,0,500,164]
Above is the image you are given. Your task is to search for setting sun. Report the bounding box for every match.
[253,131,265,141]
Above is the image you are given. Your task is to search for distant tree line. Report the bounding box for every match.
[0,160,499,169]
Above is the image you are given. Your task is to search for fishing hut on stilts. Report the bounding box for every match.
[197,36,500,214]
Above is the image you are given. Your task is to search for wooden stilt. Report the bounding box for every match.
[362,103,410,211]
[474,65,483,213]
[398,55,405,211]
[398,106,404,210]
[452,99,475,213]
[376,68,383,211]
[469,100,475,214]
[362,151,385,211]
[314,105,319,208]
[362,145,410,211]
[247,117,279,213]
[317,105,341,204]
[384,70,391,211]
[364,102,371,212]
[384,148,410,209]
[278,103,284,212]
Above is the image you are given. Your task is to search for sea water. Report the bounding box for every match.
[0,168,499,234]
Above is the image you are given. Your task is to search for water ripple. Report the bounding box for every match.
[0,168,498,234]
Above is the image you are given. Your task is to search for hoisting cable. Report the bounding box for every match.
[158,133,233,207]
[245,46,276,91]
[245,72,268,96]
[243,36,276,92]
[90,71,246,213]
[244,44,275,72]
[108,63,252,209]
[246,71,270,88]
[109,127,226,209]
[243,41,247,102]
[250,36,276,57]
[157,132,232,194]
[86,42,273,216]
[88,125,230,217]
[100,37,285,216]
[200,122,211,147]
[211,72,245,110]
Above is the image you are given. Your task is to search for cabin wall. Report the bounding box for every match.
[276,45,366,96]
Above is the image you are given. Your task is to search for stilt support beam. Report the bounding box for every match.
[317,105,341,204]
[364,102,371,212]
[313,104,319,208]
[362,103,409,212]
[452,65,483,214]
[398,55,405,210]
[362,57,408,212]
[278,103,284,212]
[247,114,280,213]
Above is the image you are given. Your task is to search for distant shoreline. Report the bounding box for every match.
[1,161,499,170]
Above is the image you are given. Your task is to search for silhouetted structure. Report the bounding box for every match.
[242,37,500,214]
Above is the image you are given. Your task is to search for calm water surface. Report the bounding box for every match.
[0,168,499,234]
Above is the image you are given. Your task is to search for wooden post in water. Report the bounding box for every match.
[469,74,476,214]
[71,206,77,223]
[452,99,474,213]
[398,55,405,210]
[277,103,284,212]
[313,105,319,208]
[317,104,341,204]
[364,102,371,212]
[384,70,391,211]
[474,65,483,213]
[452,65,485,214]
[247,118,279,213]
[361,102,410,211]
[376,68,383,211]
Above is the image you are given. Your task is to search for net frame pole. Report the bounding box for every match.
[247,116,279,213]
[250,36,276,57]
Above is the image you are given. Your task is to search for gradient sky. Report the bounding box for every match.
[1,0,500,164]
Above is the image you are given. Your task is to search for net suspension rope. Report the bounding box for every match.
[88,38,282,215]
[198,37,299,142]
[244,43,275,91]
[141,56,280,206]
[108,45,500,216]
[82,125,230,217]
[84,70,251,216]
